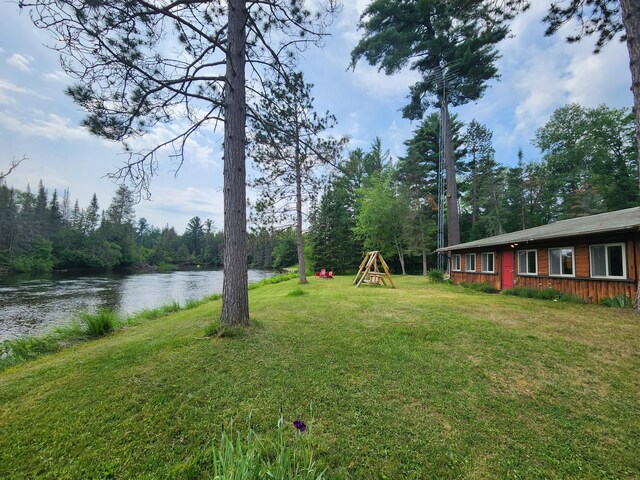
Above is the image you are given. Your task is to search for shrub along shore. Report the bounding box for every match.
[1,276,638,478]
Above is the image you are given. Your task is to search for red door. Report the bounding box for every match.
[501,250,514,290]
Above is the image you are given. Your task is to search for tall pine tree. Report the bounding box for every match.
[351,0,509,246]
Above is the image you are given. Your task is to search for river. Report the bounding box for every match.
[0,269,274,342]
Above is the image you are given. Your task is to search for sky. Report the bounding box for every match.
[0,1,633,232]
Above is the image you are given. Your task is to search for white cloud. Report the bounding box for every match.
[333,1,420,100]
[0,79,38,105]
[6,53,33,72]
[512,53,567,133]
[142,186,224,230]
[386,119,409,160]
[186,137,222,169]
[346,111,361,138]
[0,78,50,105]
[43,70,69,83]
[124,122,223,173]
[350,62,420,99]
[0,85,21,105]
[467,0,631,163]
[563,42,632,107]
[0,111,90,140]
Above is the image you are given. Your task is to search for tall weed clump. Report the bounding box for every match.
[77,309,120,337]
[427,269,445,283]
[0,336,61,370]
[600,293,634,308]
[211,414,325,479]
[502,287,583,304]
[460,282,499,294]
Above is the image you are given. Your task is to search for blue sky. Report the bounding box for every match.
[0,1,632,232]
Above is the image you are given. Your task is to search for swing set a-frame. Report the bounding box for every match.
[353,251,396,288]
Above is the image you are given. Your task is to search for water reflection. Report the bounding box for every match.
[0,269,274,341]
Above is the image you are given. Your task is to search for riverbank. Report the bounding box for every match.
[1,276,639,478]
[0,268,275,341]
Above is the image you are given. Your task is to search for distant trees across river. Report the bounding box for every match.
[0,182,294,273]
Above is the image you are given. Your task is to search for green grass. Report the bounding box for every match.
[1,276,639,479]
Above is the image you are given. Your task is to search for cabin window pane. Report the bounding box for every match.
[563,250,573,275]
[528,251,537,273]
[481,252,494,272]
[549,248,574,276]
[608,245,623,277]
[518,250,537,275]
[465,253,476,272]
[452,254,461,271]
[549,249,561,275]
[590,243,625,278]
[591,245,607,277]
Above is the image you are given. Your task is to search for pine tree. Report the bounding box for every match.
[184,216,205,258]
[105,186,135,226]
[461,121,505,239]
[250,72,345,284]
[20,0,341,325]
[85,194,100,233]
[351,0,509,246]
[71,199,83,232]
[503,148,527,232]
[34,180,48,237]
[396,113,463,271]
[61,188,71,223]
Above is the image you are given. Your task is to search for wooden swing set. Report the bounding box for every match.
[353,251,396,288]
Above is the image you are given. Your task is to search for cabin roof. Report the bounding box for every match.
[438,207,640,252]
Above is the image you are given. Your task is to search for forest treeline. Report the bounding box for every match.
[0,181,297,273]
[1,103,637,275]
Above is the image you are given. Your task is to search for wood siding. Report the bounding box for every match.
[448,232,640,304]
[515,275,636,304]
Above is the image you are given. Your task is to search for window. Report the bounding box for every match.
[465,253,476,272]
[548,247,574,277]
[590,243,626,279]
[481,252,495,273]
[452,254,461,271]
[518,250,538,275]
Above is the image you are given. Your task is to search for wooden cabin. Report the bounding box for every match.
[438,207,640,304]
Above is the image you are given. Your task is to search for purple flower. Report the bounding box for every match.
[293,419,307,432]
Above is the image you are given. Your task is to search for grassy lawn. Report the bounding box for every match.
[1,276,639,479]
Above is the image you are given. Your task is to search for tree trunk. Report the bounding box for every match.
[295,140,308,284]
[220,0,249,327]
[442,100,460,245]
[490,177,504,235]
[422,248,428,276]
[470,150,478,229]
[394,236,406,275]
[620,0,640,191]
